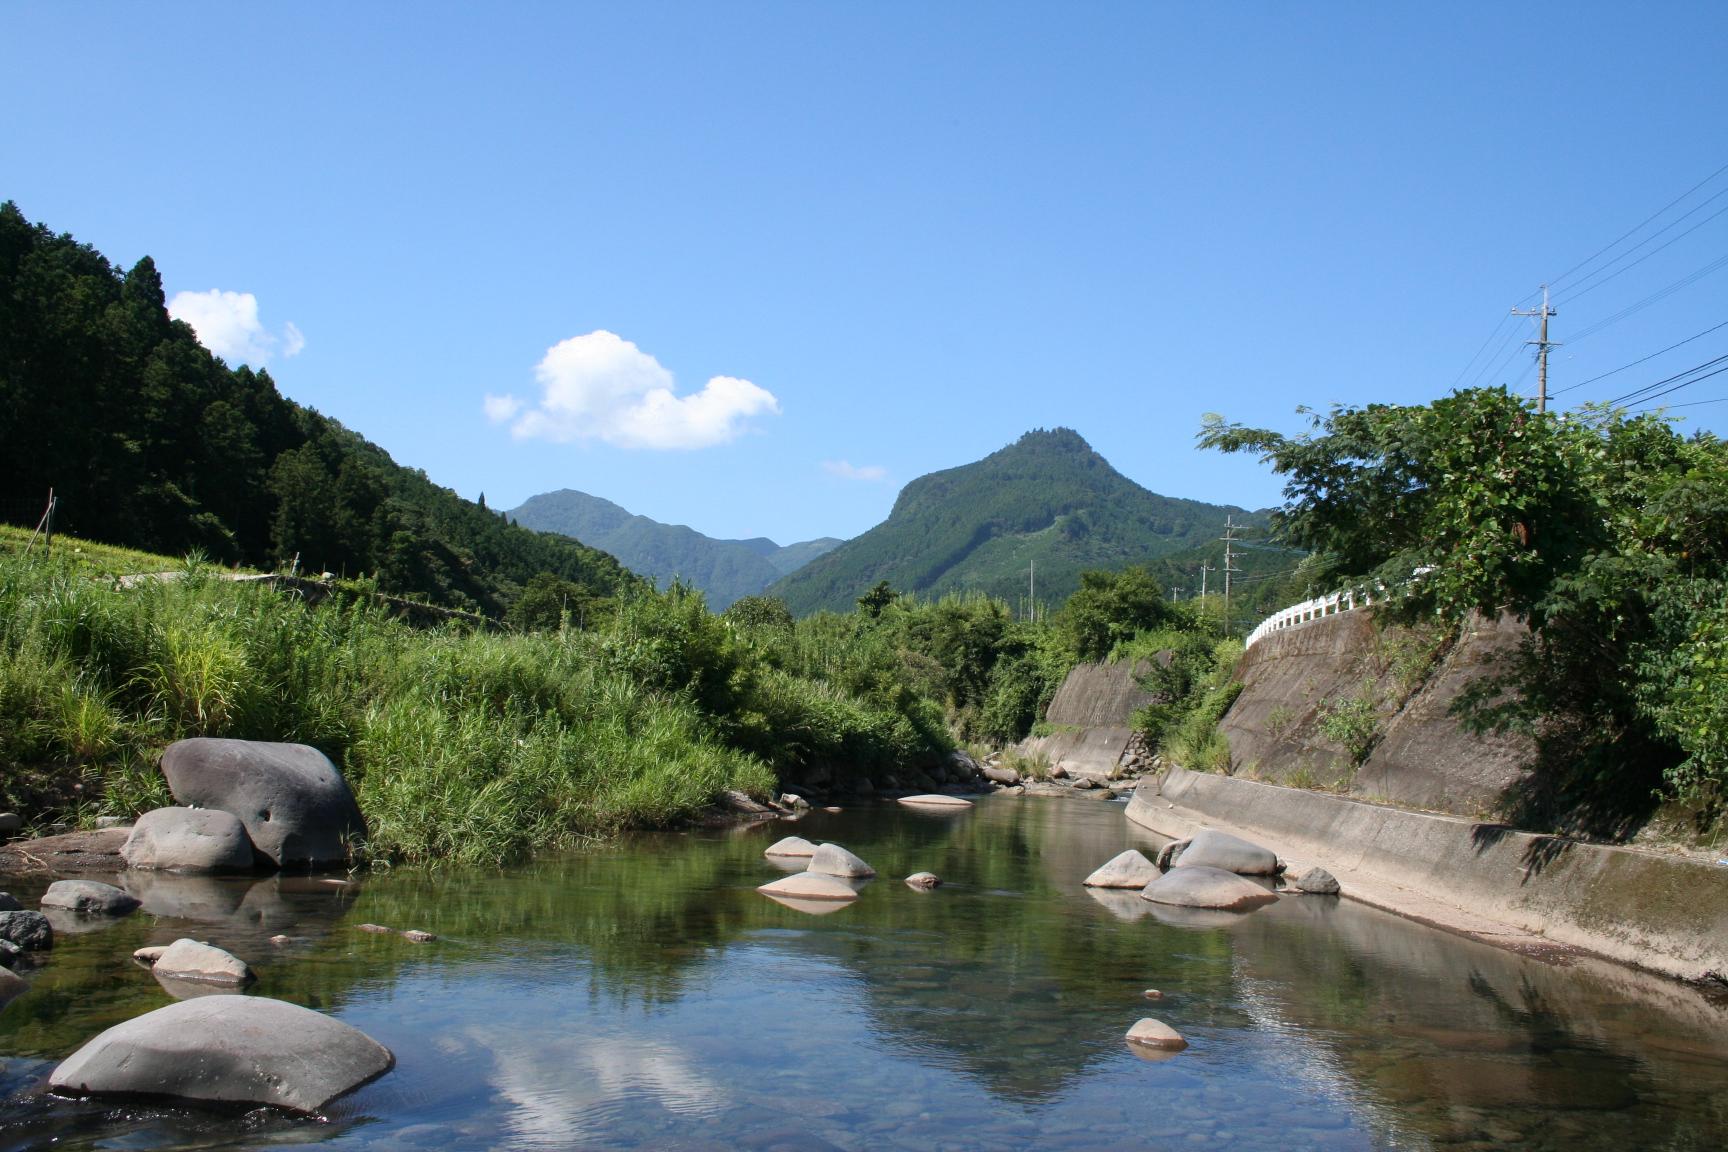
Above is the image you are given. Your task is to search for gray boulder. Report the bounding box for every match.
[0,910,53,951]
[0,965,24,1009]
[1125,1017,1188,1056]
[1083,849,1160,889]
[41,880,141,918]
[807,843,876,879]
[764,836,818,858]
[1171,829,1281,876]
[896,794,974,810]
[904,872,941,889]
[0,892,20,911]
[0,813,21,835]
[1140,865,1280,912]
[1294,867,1342,895]
[0,938,20,968]
[50,995,394,1113]
[160,738,365,867]
[141,938,254,987]
[123,807,257,873]
[982,765,1020,786]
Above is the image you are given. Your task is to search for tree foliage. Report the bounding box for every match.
[0,202,636,617]
[1202,387,1728,814]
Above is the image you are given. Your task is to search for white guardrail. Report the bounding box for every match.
[1243,588,1374,649]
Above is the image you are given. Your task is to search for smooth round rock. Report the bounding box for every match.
[904,872,941,889]
[764,836,818,858]
[1295,867,1342,895]
[1125,1017,1189,1052]
[0,813,20,834]
[897,794,974,809]
[50,995,393,1113]
[148,938,253,986]
[123,807,257,873]
[1083,849,1160,889]
[1140,866,1280,912]
[756,873,860,902]
[0,910,54,951]
[160,738,365,867]
[1172,829,1280,876]
[807,843,875,879]
[1143,989,1164,1000]
[41,880,141,918]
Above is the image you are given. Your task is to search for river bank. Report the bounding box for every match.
[1127,765,1728,987]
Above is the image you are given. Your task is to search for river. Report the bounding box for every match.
[2,796,1726,1150]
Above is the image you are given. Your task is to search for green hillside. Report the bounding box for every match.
[507,489,842,609]
[770,428,1270,615]
[0,202,635,616]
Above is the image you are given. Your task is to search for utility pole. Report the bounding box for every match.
[1220,517,1242,635]
[1028,559,1036,623]
[1199,562,1214,600]
[1512,285,1559,413]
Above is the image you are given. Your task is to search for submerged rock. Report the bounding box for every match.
[756,873,861,902]
[807,843,876,879]
[764,836,818,858]
[50,994,394,1112]
[1125,1017,1188,1053]
[0,965,24,1008]
[896,794,974,810]
[0,910,53,951]
[41,880,141,918]
[1171,829,1280,876]
[123,807,257,873]
[1140,866,1280,912]
[904,872,942,890]
[1083,849,1160,889]
[142,938,254,987]
[160,738,365,868]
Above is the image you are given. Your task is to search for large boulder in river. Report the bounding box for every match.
[764,836,818,858]
[757,873,861,902]
[1140,866,1280,912]
[1171,829,1280,876]
[1083,849,1160,889]
[41,880,141,918]
[0,910,53,951]
[50,995,393,1113]
[160,739,364,867]
[123,807,256,873]
[807,843,876,879]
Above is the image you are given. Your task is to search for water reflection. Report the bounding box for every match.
[1,797,1725,1150]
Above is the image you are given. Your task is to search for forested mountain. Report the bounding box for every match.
[507,488,842,609]
[0,202,635,616]
[769,428,1270,615]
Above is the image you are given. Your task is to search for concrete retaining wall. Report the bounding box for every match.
[1016,660,1156,780]
[1128,766,1728,984]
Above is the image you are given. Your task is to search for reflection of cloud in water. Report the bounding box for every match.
[484,1029,725,1145]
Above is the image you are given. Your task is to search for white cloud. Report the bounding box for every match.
[823,459,888,481]
[489,330,779,450]
[167,289,304,366]
[483,393,523,423]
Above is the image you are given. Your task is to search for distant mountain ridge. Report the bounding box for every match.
[768,428,1270,615]
[506,489,842,609]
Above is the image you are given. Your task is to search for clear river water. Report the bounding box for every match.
[2,796,1726,1150]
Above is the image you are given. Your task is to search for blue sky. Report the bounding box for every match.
[6,2,1727,545]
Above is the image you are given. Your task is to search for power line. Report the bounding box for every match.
[1606,352,1728,408]
[1547,159,1728,294]
[1551,317,1728,398]
[1553,191,1728,306]
[1567,251,1728,344]
[1648,395,1728,410]
[1626,361,1728,410]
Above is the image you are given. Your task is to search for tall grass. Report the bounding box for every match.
[0,552,776,864]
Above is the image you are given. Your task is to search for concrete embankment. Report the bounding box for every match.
[1015,659,1154,781]
[1128,766,1728,984]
